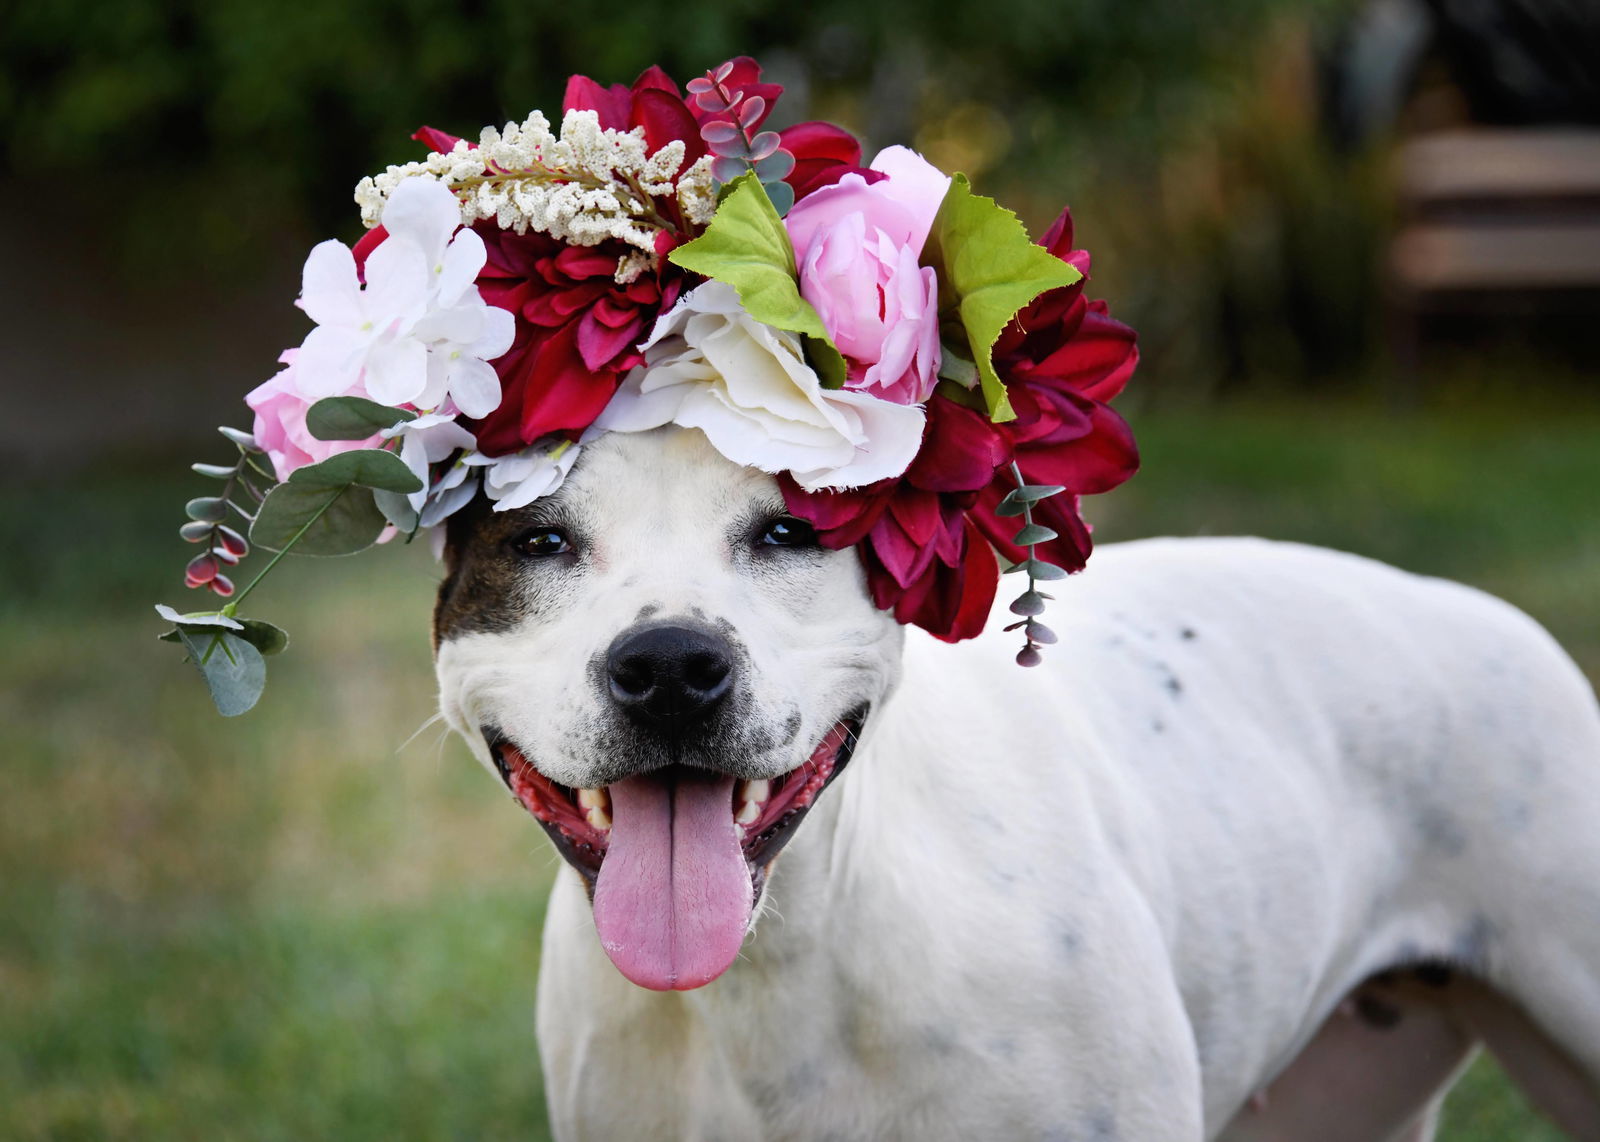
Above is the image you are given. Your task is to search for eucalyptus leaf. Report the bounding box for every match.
[1012,523,1059,545]
[185,496,228,523]
[288,449,422,493]
[178,629,266,717]
[218,426,261,452]
[191,462,235,479]
[306,396,415,441]
[762,178,795,217]
[237,619,289,657]
[924,174,1083,423]
[154,604,243,630]
[668,173,846,380]
[1028,560,1068,581]
[179,520,213,542]
[251,481,387,556]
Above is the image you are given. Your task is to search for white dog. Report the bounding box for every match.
[434,426,1600,1141]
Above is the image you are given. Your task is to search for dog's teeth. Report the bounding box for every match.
[741,778,770,805]
[577,787,608,810]
[735,799,761,826]
[586,806,612,831]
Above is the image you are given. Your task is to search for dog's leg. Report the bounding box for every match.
[1215,972,1478,1142]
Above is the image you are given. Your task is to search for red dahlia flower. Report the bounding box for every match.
[469,227,684,456]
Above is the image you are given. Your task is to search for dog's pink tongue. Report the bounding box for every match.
[592,771,752,991]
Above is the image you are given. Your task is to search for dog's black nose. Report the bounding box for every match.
[605,625,735,734]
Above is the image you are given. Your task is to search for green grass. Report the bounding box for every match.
[3,398,1596,1139]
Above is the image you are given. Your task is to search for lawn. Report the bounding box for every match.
[3,397,1595,1139]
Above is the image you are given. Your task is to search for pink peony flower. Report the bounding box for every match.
[245,348,382,481]
[784,146,951,407]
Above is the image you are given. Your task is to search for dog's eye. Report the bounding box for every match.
[758,517,819,548]
[511,528,572,557]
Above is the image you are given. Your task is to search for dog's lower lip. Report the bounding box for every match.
[484,711,865,889]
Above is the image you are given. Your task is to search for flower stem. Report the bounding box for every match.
[227,490,341,609]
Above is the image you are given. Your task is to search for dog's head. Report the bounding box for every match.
[433,426,902,990]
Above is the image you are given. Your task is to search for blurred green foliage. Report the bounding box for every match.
[3,0,1376,395]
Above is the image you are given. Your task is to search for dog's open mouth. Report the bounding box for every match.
[484,711,863,991]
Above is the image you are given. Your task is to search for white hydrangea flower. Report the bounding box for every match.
[595,282,925,491]
[467,437,581,512]
[382,412,479,524]
[294,179,514,418]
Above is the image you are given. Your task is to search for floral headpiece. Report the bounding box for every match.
[158,58,1139,715]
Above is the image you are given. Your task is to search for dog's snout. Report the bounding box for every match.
[605,625,735,733]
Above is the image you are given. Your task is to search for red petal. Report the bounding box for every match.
[905,397,1013,493]
[630,65,681,98]
[516,324,620,444]
[352,225,388,277]
[781,478,891,548]
[563,75,633,131]
[412,125,464,154]
[1018,402,1140,496]
[577,308,642,371]
[632,88,706,167]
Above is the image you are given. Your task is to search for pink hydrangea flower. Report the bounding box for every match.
[245,348,382,481]
[784,146,951,406]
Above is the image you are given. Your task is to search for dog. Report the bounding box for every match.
[433,425,1600,1141]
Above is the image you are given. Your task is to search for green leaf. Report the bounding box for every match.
[924,173,1083,423]
[191,462,235,479]
[288,449,422,493]
[250,482,387,556]
[178,629,266,717]
[1028,559,1068,581]
[237,619,289,657]
[668,173,847,382]
[306,396,415,441]
[1012,523,1058,545]
[996,484,1066,515]
[218,426,262,452]
[937,343,980,389]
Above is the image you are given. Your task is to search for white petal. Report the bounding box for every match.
[362,237,432,328]
[419,471,480,528]
[447,357,502,419]
[793,390,924,490]
[469,304,516,360]
[300,241,363,328]
[294,325,370,398]
[592,367,687,433]
[436,228,487,306]
[381,178,463,266]
[364,337,429,406]
[412,303,484,346]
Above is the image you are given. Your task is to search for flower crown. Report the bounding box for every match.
[157,57,1139,715]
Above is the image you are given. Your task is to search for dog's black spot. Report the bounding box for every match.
[780,709,803,746]
[1413,962,1454,988]
[1150,719,1166,734]
[1180,627,1197,641]
[634,604,659,623]
[1355,992,1404,1029]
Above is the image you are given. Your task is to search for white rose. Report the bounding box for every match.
[594,282,924,491]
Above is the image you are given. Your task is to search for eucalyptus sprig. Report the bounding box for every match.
[158,401,423,716]
[995,462,1068,666]
[688,62,797,215]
